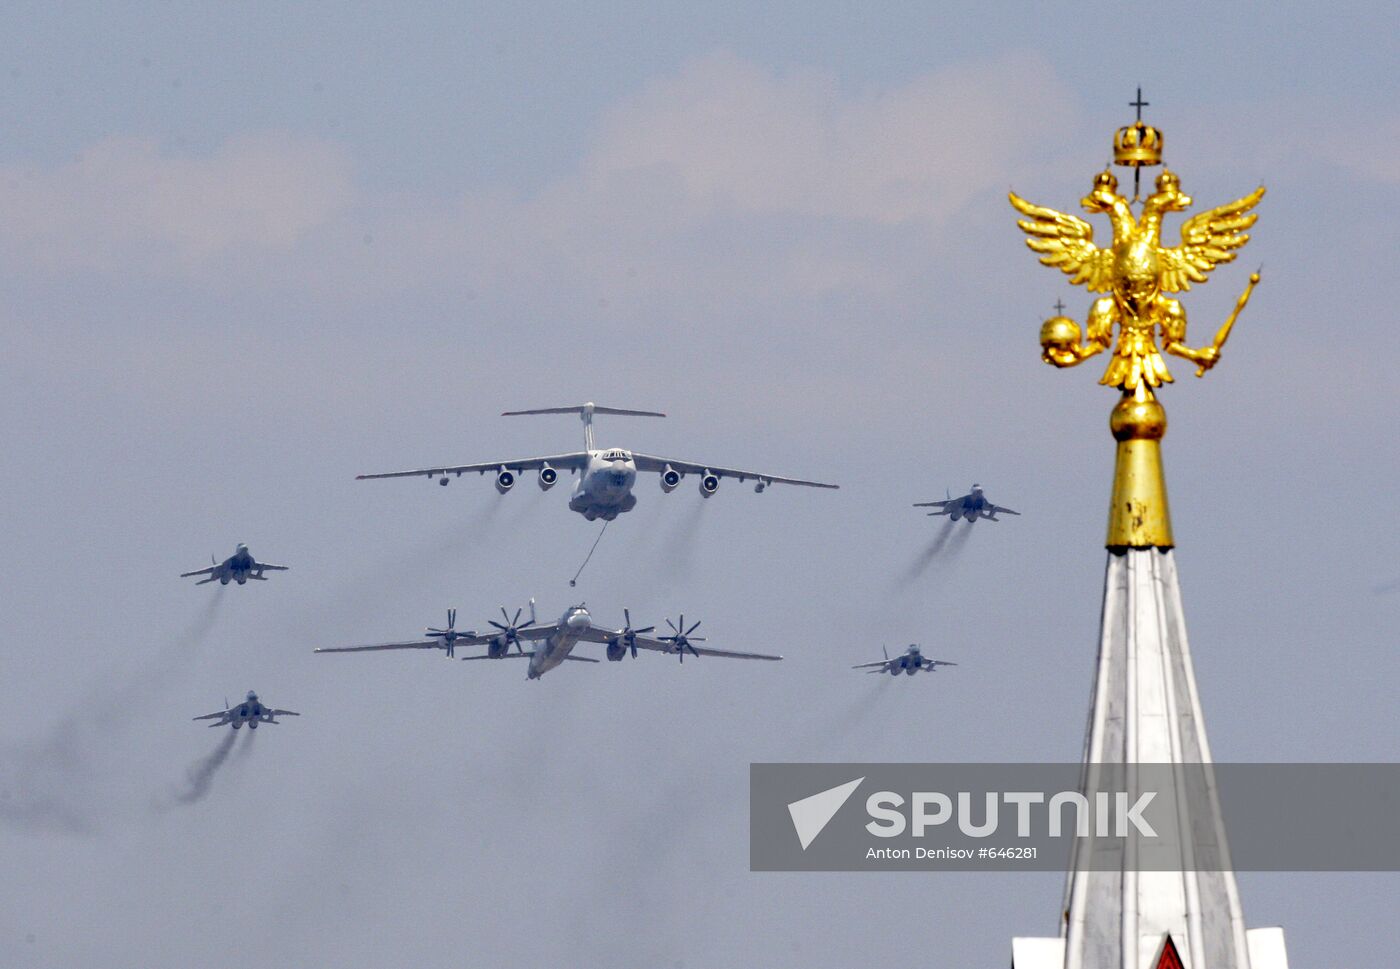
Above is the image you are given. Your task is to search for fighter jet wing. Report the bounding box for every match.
[254,562,290,571]
[356,452,589,481]
[626,634,783,661]
[987,504,1020,516]
[265,709,299,717]
[920,659,958,670]
[630,453,837,489]
[912,499,955,508]
[315,634,496,654]
[192,711,229,721]
[180,565,219,578]
[851,660,894,670]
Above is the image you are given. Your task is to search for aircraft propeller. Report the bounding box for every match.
[616,608,655,659]
[660,615,705,662]
[488,606,536,654]
[425,608,468,658]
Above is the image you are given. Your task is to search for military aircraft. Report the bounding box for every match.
[355,402,838,521]
[180,544,289,585]
[914,484,1019,523]
[316,602,782,679]
[853,644,957,677]
[307,607,496,658]
[193,691,300,728]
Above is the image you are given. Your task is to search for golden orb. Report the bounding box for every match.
[1040,315,1081,354]
[1110,395,1167,441]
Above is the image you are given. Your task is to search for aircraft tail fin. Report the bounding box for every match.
[502,402,665,450]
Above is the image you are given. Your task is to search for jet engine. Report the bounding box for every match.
[699,471,720,497]
[538,465,558,490]
[660,465,681,492]
[495,467,516,494]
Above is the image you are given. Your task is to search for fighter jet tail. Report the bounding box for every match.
[502,402,665,450]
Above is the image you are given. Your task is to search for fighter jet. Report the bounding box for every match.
[316,602,782,679]
[180,544,289,585]
[193,691,300,728]
[913,484,1019,523]
[355,402,838,521]
[853,644,957,677]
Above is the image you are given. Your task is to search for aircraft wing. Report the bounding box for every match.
[920,659,958,670]
[356,452,589,481]
[453,623,560,658]
[988,504,1020,516]
[192,711,229,721]
[266,709,299,717]
[912,499,955,509]
[180,565,219,578]
[626,633,783,661]
[255,562,290,571]
[630,452,837,490]
[315,634,496,654]
[851,660,893,670]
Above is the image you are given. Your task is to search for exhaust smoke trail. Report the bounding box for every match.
[802,681,889,759]
[654,498,707,585]
[900,518,960,583]
[168,729,239,806]
[0,591,226,833]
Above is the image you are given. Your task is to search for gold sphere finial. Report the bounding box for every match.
[1109,394,1167,442]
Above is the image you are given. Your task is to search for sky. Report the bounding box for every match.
[0,2,1396,966]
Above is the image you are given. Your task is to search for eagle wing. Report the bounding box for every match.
[1009,192,1115,292]
[1159,186,1265,292]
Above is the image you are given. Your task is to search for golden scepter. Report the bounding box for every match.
[1196,268,1262,377]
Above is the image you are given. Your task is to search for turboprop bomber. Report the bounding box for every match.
[316,601,782,680]
[355,403,838,521]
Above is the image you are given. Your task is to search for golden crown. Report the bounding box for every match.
[1113,120,1163,167]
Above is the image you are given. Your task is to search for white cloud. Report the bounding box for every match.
[582,52,1075,224]
[0,132,352,273]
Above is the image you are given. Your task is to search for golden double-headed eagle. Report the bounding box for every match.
[1010,157,1264,397]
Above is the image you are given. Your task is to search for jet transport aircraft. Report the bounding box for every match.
[355,402,838,520]
[315,601,782,679]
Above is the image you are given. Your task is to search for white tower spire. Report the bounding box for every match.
[1011,549,1291,968]
[1008,104,1287,969]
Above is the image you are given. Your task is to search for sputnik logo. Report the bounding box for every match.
[787,777,864,850]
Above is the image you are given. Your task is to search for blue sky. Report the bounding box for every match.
[0,3,1395,967]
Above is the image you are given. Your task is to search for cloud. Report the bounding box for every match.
[0,52,1077,299]
[0,132,353,274]
[582,51,1075,225]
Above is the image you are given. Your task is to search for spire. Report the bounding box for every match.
[1009,110,1287,968]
